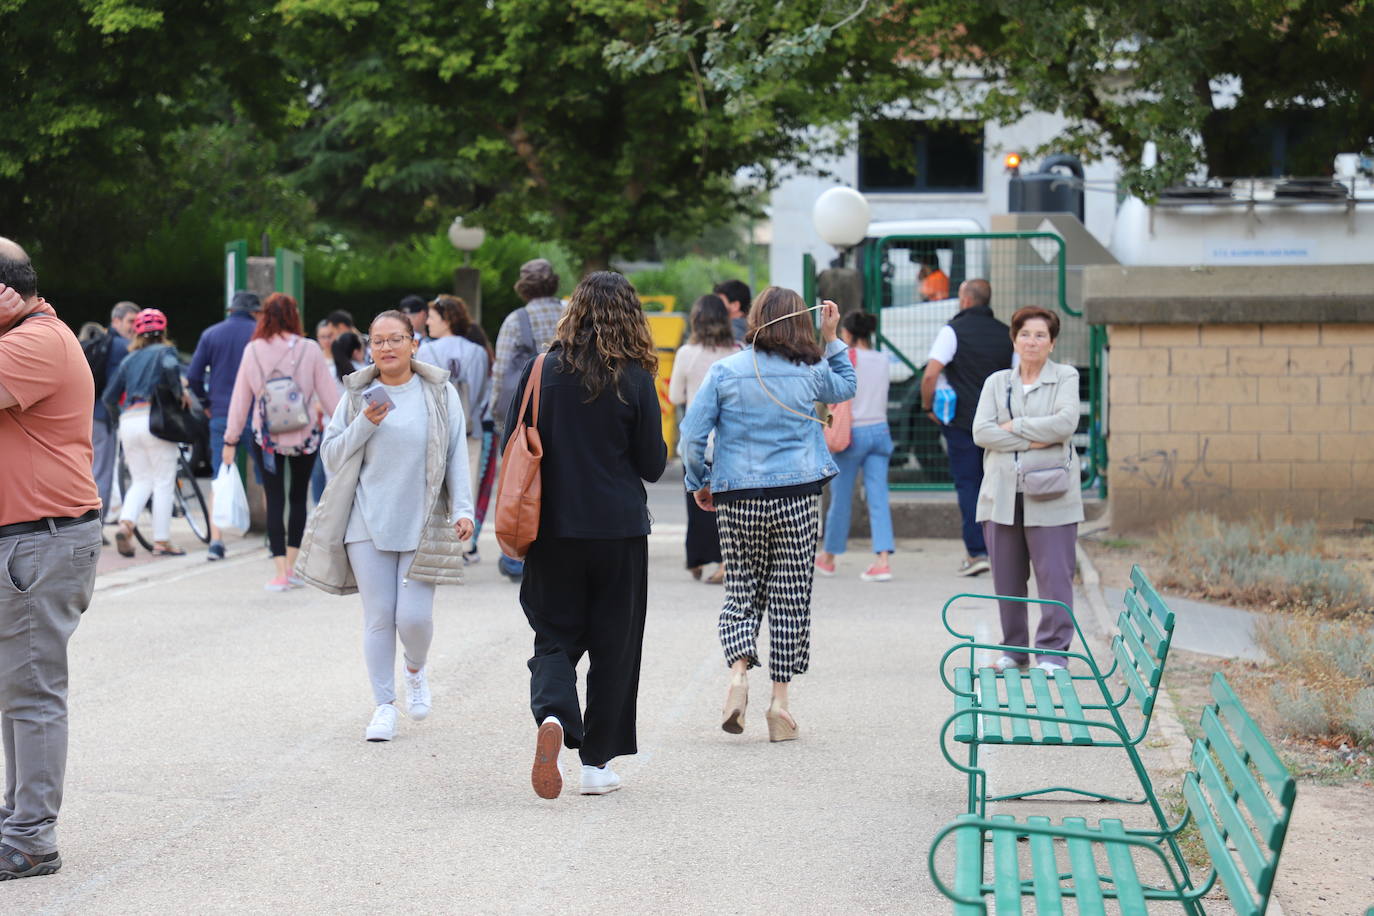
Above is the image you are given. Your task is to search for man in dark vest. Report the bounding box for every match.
[920,278,1012,576]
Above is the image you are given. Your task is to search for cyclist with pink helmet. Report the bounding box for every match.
[101,308,189,557]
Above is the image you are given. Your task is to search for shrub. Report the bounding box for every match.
[1347,688,1374,745]
[626,256,760,314]
[1269,683,1331,736]
[1156,512,1372,617]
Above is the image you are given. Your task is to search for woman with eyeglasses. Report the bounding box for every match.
[296,310,473,743]
[680,291,852,743]
[224,293,339,591]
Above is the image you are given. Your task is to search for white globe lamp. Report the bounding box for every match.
[812,187,871,250]
[447,217,486,264]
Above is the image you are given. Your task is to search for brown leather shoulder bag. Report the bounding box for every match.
[494,353,546,559]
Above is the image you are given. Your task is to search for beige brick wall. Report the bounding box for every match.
[1109,322,1374,530]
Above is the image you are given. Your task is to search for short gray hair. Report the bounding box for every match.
[111,300,140,322]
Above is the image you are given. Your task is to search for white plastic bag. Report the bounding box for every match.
[211,463,251,536]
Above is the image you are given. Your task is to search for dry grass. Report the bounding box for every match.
[1153,513,1372,618]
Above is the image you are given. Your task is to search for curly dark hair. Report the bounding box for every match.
[748,287,822,365]
[554,271,657,401]
[252,292,304,341]
[689,294,734,348]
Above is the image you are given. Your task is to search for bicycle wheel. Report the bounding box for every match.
[174,455,211,544]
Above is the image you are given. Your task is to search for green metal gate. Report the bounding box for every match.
[836,232,1105,493]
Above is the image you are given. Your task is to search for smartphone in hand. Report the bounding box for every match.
[361,385,395,412]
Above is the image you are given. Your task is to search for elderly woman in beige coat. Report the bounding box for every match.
[295,310,473,743]
[972,306,1084,672]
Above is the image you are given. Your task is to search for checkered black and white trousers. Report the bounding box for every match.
[715,494,820,683]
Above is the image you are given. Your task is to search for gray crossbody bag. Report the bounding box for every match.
[1006,378,1072,500]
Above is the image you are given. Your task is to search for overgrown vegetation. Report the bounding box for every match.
[1155,513,1372,618]
[1257,616,1374,747]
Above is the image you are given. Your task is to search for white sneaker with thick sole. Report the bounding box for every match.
[1036,661,1067,673]
[365,704,398,742]
[993,655,1028,672]
[580,764,622,795]
[404,667,432,721]
[958,557,991,577]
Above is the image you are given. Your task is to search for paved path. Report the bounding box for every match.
[1103,587,1269,662]
[7,477,1162,914]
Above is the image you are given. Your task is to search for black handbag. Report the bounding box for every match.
[149,373,205,445]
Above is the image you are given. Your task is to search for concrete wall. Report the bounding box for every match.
[1085,265,1374,531]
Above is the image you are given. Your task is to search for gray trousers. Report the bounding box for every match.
[346,541,435,706]
[92,418,116,522]
[0,518,100,855]
[983,495,1077,666]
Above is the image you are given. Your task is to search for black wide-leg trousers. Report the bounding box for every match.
[520,536,648,766]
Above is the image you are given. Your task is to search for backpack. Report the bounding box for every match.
[82,329,115,397]
[251,338,311,435]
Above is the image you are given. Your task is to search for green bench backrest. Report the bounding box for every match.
[1183,673,1297,916]
[1109,565,1176,717]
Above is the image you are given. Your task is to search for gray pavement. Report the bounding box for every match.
[6,471,1165,914]
[1103,587,1268,662]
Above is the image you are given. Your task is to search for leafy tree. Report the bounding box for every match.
[0,0,295,271]
[276,0,930,272]
[896,0,1374,197]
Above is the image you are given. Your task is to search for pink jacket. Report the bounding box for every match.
[225,334,340,451]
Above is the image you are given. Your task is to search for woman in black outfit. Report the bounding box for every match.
[504,271,667,800]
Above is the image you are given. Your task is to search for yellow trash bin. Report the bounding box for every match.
[644,311,687,456]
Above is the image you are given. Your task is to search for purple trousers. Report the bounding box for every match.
[983,495,1078,666]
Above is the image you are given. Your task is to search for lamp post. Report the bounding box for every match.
[448,217,487,323]
[811,187,871,314]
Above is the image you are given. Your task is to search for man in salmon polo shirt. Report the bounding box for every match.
[0,237,102,881]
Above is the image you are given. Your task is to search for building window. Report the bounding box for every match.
[858,120,984,193]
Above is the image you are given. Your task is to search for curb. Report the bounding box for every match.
[95,546,272,595]
[1076,542,1289,916]
[1075,544,1195,776]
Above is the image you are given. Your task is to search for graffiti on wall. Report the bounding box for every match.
[1116,438,1225,490]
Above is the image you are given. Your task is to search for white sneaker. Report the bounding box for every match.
[1037,660,1066,673]
[580,763,622,795]
[958,557,991,577]
[463,547,481,566]
[404,667,432,721]
[993,655,1028,672]
[365,703,398,742]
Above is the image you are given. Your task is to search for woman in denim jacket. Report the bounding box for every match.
[681,290,854,742]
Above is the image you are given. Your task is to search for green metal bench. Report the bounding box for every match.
[937,567,1179,859]
[928,672,1297,915]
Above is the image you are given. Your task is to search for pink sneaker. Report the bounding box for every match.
[814,555,836,577]
[265,575,292,592]
[860,562,892,582]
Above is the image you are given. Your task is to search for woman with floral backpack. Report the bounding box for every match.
[224,293,339,591]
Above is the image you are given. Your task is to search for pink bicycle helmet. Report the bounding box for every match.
[133,308,168,335]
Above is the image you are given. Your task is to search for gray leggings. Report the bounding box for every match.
[346,541,435,705]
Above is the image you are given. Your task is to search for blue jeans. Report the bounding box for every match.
[823,423,895,555]
[942,425,987,558]
[208,416,262,485]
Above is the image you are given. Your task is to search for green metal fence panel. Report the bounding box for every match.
[854,232,1104,492]
[802,253,817,307]
[224,240,248,314]
[275,247,305,323]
